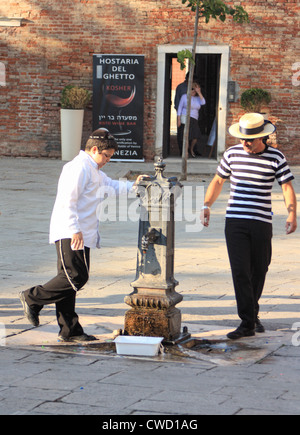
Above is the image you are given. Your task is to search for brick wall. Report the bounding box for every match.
[172,59,186,90]
[0,0,299,163]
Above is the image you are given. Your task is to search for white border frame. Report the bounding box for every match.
[0,18,23,27]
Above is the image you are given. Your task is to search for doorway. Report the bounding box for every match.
[166,54,220,158]
[156,45,230,161]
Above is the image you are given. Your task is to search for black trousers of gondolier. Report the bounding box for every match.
[23,239,90,338]
[225,218,273,330]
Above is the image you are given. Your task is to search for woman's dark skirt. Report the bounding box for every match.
[188,117,201,140]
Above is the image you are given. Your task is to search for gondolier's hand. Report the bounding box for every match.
[71,232,84,250]
[200,206,211,227]
[286,216,297,235]
[282,181,297,235]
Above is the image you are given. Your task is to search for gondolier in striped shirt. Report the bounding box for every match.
[201,113,297,340]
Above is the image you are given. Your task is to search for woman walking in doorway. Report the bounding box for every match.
[177,82,206,157]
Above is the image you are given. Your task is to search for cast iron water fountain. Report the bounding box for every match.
[124,158,190,343]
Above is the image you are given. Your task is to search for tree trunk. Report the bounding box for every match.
[181,3,199,180]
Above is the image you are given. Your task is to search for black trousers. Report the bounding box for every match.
[225,219,272,330]
[177,124,184,155]
[24,239,90,338]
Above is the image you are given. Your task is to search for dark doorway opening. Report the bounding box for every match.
[163,53,220,159]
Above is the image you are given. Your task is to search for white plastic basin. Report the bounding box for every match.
[114,336,164,356]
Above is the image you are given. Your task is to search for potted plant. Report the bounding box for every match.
[60,85,91,161]
[240,88,271,118]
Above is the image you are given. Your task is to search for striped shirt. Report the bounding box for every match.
[217,144,294,224]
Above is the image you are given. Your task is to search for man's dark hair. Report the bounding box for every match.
[85,129,118,152]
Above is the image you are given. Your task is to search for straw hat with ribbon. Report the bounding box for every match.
[229,113,276,139]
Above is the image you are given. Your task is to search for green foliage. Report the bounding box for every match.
[178,1,249,69]
[241,88,272,113]
[181,0,249,24]
[61,85,91,109]
[177,49,196,71]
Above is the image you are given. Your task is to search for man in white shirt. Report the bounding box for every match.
[19,129,140,342]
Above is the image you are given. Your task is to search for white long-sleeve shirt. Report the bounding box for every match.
[49,151,134,248]
[177,94,206,121]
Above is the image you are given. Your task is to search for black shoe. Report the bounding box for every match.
[227,326,255,340]
[19,292,39,327]
[58,333,97,343]
[255,318,265,333]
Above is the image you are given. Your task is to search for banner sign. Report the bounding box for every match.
[93,54,144,161]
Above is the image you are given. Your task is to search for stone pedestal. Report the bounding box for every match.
[124,307,181,342]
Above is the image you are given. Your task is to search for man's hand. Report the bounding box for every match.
[200,207,211,227]
[282,181,297,235]
[133,174,151,186]
[200,175,226,228]
[71,232,84,250]
[286,216,297,235]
